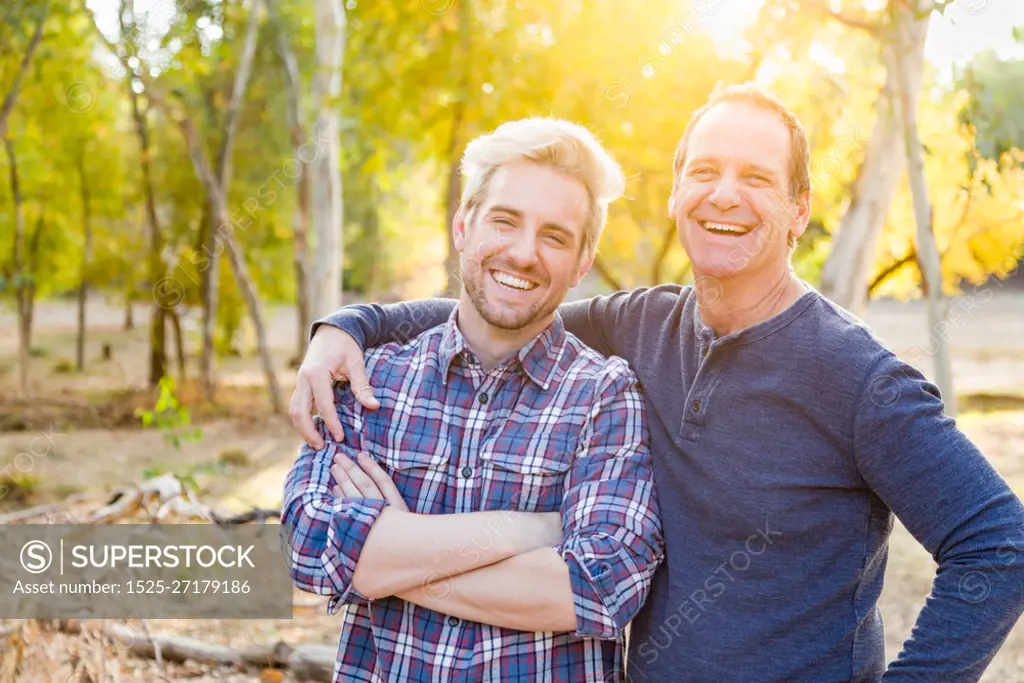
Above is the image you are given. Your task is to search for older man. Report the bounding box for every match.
[292,84,1024,682]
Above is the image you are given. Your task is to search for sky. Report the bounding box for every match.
[700,0,1024,83]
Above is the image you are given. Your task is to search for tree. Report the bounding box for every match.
[308,0,345,320]
[86,0,284,411]
[895,0,954,414]
[0,0,49,397]
[267,0,312,358]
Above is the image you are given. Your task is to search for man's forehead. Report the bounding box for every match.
[686,101,791,169]
[478,162,589,220]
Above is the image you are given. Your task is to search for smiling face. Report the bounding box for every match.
[456,160,592,334]
[671,100,809,284]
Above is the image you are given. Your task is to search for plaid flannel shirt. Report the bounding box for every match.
[282,308,663,682]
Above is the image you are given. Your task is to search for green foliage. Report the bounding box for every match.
[134,377,202,449]
[0,0,1021,329]
[0,472,41,505]
[52,358,75,374]
[956,50,1024,167]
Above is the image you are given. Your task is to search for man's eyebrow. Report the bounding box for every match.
[487,205,523,217]
[685,157,716,168]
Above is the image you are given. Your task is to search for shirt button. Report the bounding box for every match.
[478,393,489,405]
[461,466,473,478]
[447,616,459,627]
[691,399,701,413]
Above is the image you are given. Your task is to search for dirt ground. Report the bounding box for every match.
[1,293,1023,681]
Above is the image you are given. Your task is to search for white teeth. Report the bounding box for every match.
[703,221,749,234]
[492,270,536,291]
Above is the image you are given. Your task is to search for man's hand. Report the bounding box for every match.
[290,325,380,448]
[331,451,410,513]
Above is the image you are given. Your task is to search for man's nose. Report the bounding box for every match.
[708,175,741,212]
[505,230,539,269]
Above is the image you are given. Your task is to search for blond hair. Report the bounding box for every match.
[460,117,625,262]
[671,83,810,248]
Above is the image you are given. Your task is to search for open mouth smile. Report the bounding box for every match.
[700,220,755,236]
[490,269,539,292]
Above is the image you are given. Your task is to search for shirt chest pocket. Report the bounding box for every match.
[356,414,452,514]
[479,445,574,513]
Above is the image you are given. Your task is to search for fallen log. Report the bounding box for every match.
[0,494,93,524]
[54,620,336,681]
[212,508,281,524]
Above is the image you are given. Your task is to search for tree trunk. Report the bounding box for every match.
[124,298,134,330]
[199,0,264,398]
[221,231,283,412]
[128,87,167,385]
[199,205,219,397]
[270,3,312,356]
[76,154,92,371]
[895,0,955,414]
[442,0,472,298]
[179,122,283,412]
[818,1,928,315]
[443,152,463,296]
[818,61,906,315]
[167,307,187,382]
[309,0,346,320]
[4,135,29,397]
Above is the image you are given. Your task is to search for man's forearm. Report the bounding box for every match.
[313,300,456,349]
[351,508,560,599]
[397,547,577,633]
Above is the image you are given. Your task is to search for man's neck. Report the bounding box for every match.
[695,267,807,338]
[456,292,552,372]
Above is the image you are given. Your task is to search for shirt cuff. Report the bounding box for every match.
[559,536,624,640]
[323,497,389,612]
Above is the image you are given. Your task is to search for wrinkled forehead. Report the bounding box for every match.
[685,101,792,179]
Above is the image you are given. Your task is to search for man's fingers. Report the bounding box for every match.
[358,452,408,512]
[335,453,384,498]
[310,373,346,443]
[345,362,380,411]
[289,380,324,449]
[330,461,362,498]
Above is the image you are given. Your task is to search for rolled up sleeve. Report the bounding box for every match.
[281,422,389,613]
[557,361,664,639]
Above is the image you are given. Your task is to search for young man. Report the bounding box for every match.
[282,117,664,682]
[292,85,1024,682]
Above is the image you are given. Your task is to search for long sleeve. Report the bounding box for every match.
[281,419,389,613]
[557,360,664,639]
[852,353,1024,681]
[312,299,457,349]
[311,288,652,363]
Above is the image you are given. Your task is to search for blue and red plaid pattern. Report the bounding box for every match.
[283,307,663,682]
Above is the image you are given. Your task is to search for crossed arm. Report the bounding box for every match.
[331,453,578,632]
[281,425,561,609]
[285,367,663,637]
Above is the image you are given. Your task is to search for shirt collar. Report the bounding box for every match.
[437,305,566,391]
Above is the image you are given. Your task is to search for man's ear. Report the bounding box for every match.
[789,192,811,241]
[452,206,469,252]
[573,252,596,288]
